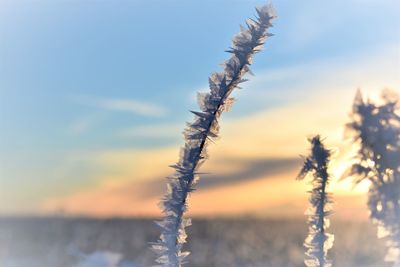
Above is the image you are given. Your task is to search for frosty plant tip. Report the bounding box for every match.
[297,135,334,267]
[346,89,400,265]
[151,3,277,267]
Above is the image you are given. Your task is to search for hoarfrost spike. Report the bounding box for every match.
[151,3,277,267]
[297,135,334,267]
[346,89,400,265]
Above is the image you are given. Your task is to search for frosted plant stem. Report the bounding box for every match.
[346,89,400,265]
[151,3,276,267]
[297,136,334,267]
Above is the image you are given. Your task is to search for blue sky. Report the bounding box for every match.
[0,0,399,215]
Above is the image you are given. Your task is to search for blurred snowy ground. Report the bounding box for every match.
[0,217,388,267]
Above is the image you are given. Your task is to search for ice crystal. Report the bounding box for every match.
[297,136,334,267]
[151,3,277,267]
[346,89,400,265]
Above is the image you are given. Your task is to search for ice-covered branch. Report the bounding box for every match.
[297,136,334,267]
[151,3,276,267]
[346,89,400,265]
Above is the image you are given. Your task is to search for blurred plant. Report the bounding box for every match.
[297,135,334,267]
[346,89,400,265]
[151,3,276,267]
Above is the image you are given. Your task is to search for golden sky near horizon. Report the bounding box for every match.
[41,86,384,221]
[40,46,400,220]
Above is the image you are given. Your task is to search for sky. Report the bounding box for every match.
[0,0,399,219]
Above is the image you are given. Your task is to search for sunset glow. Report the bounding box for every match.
[0,0,398,221]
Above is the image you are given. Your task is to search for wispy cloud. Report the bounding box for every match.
[121,157,302,200]
[235,43,400,110]
[118,123,182,139]
[72,95,168,117]
[68,114,105,136]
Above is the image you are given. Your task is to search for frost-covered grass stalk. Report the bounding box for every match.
[346,89,400,265]
[151,3,276,267]
[297,136,334,267]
